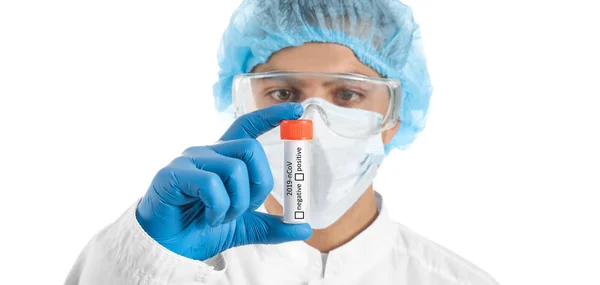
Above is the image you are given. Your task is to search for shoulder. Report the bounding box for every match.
[388,221,500,285]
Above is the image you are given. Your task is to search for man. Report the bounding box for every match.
[66,0,499,284]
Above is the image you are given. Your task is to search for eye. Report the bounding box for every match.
[266,89,297,102]
[335,90,362,102]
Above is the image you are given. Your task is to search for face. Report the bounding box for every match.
[252,43,400,143]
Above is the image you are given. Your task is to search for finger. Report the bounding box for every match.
[220,102,303,141]
[167,158,231,226]
[209,139,273,211]
[186,154,251,223]
[233,212,312,247]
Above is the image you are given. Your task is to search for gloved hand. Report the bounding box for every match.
[136,103,311,261]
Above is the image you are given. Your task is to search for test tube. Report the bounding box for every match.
[280,119,313,224]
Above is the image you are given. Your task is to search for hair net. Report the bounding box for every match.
[213,0,432,152]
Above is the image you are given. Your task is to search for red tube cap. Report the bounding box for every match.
[280,120,313,140]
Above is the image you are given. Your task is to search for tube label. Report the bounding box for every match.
[283,140,309,223]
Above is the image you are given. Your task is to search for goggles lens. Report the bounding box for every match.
[232,73,401,137]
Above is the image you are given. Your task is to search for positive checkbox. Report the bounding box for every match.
[294,173,304,181]
[294,211,304,219]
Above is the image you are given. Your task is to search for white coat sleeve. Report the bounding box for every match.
[64,200,227,285]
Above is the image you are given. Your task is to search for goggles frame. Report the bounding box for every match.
[232,72,402,133]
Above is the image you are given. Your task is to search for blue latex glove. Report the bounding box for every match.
[136,103,311,261]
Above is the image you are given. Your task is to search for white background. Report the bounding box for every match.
[1,1,599,284]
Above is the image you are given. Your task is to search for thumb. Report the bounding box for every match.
[234,212,312,246]
[220,102,303,141]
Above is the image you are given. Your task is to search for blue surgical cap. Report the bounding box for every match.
[213,0,432,152]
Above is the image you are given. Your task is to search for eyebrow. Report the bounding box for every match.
[256,76,308,87]
[256,76,375,93]
[255,66,375,78]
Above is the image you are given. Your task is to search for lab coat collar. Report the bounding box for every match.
[258,191,396,277]
[320,191,396,276]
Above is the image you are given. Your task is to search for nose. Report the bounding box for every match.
[301,99,330,125]
[298,85,329,102]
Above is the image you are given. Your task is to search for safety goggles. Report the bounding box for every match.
[232,72,402,137]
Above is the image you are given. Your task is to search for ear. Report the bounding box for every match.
[382,120,400,145]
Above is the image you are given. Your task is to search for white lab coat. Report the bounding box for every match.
[65,193,499,285]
